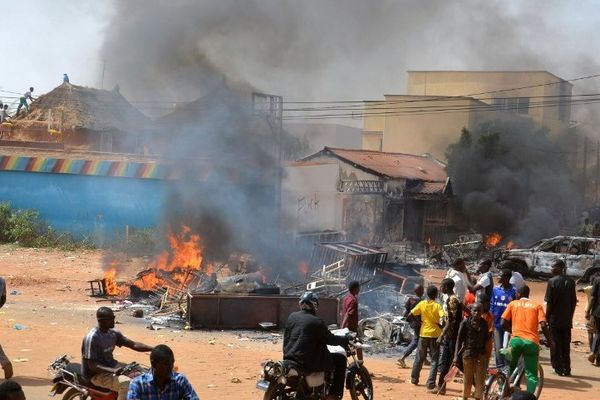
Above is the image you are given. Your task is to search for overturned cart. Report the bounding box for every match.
[186,293,338,329]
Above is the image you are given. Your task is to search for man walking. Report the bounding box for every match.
[341,280,362,360]
[544,260,576,376]
[490,269,517,369]
[502,285,551,394]
[410,285,445,392]
[15,88,34,117]
[436,278,462,394]
[0,275,12,379]
[397,284,424,368]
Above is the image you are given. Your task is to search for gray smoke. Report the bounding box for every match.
[446,121,576,243]
[99,0,600,257]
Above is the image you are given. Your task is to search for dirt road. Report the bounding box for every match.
[0,245,599,399]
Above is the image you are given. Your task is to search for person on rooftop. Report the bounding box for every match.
[15,87,34,117]
[63,74,70,84]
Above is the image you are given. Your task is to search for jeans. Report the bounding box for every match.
[508,337,539,394]
[493,327,508,368]
[549,325,571,374]
[411,337,440,389]
[401,325,420,360]
[437,338,455,386]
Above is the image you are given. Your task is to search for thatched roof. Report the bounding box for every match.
[13,83,151,134]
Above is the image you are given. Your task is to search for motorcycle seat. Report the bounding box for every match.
[63,363,114,393]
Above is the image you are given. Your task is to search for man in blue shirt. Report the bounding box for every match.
[490,269,517,368]
[128,345,199,400]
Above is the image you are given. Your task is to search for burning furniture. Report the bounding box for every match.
[305,241,387,295]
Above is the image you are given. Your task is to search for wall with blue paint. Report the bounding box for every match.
[0,170,166,239]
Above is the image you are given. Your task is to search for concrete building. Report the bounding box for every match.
[282,147,453,244]
[363,71,573,158]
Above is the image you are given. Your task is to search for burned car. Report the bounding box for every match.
[499,235,600,282]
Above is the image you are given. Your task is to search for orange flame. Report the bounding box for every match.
[103,268,130,297]
[486,233,502,248]
[132,224,206,291]
[298,261,309,278]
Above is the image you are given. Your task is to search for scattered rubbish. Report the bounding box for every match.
[258,322,276,330]
[132,309,144,318]
[10,290,21,295]
[207,384,217,388]
[12,358,28,363]
[230,377,241,383]
[208,339,216,345]
[13,324,28,330]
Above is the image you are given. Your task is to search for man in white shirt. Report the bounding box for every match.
[473,259,494,306]
[510,271,526,291]
[445,258,471,303]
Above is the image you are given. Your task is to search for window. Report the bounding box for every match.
[492,97,529,115]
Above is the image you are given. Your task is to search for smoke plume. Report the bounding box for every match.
[446,120,576,243]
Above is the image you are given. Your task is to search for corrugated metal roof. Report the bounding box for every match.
[303,147,447,182]
[407,181,446,195]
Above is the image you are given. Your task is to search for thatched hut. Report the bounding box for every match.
[8,83,151,153]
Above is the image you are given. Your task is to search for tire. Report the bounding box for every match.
[347,365,373,400]
[483,372,508,400]
[263,382,295,400]
[62,388,89,400]
[517,364,543,398]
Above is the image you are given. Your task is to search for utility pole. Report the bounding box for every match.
[252,92,284,240]
[594,140,600,207]
[100,59,106,89]
[582,134,588,209]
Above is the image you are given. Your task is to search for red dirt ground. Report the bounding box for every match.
[0,245,598,399]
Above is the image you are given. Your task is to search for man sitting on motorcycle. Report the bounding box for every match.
[81,307,154,400]
[283,292,350,400]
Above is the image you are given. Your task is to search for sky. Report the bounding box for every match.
[5,0,600,122]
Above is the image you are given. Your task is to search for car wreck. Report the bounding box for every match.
[499,235,600,282]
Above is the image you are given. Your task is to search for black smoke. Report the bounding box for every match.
[446,119,576,243]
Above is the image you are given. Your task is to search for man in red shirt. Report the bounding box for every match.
[341,281,362,360]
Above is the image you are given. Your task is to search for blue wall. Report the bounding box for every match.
[0,171,166,238]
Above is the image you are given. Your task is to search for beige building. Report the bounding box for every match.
[363,71,573,159]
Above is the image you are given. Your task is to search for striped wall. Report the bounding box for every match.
[0,155,172,180]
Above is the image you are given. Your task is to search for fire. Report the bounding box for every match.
[103,268,130,297]
[486,232,502,248]
[298,261,309,278]
[132,224,206,291]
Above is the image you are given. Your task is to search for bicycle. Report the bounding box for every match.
[483,361,544,400]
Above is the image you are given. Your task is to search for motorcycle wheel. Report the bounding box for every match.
[347,365,373,400]
[263,382,295,400]
[62,388,90,400]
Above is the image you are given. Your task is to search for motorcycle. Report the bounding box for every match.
[48,355,145,400]
[256,329,374,400]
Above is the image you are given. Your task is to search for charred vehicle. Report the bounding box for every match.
[499,236,600,282]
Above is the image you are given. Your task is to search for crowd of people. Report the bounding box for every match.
[389,258,581,400]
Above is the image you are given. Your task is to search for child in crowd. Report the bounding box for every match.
[454,302,490,400]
